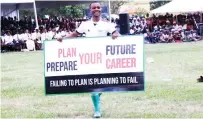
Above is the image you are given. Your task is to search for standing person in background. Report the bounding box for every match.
[57,2,119,118]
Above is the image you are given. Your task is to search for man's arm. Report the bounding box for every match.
[107,22,121,40]
[111,30,120,39]
[57,31,80,42]
[64,31,80,38]
[57,22,85,42]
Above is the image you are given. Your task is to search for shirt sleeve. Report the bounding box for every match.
[107,22,117,34]
[76,22,86,34]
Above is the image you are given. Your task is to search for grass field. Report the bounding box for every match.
[1,41,203,118]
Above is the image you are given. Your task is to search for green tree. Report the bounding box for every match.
[150,0,171,10]
[21,4,86,19]
[62,5,85,18]
[19,9,34,19]
[108,1,127,14]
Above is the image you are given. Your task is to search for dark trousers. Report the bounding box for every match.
[34,39,42,50]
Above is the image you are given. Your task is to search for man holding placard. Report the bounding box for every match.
[57,2,119,118]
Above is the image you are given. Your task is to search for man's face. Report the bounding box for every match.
[7,32,11,35]
[90,3,101,17]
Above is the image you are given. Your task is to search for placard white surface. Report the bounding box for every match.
[44,36,144,77]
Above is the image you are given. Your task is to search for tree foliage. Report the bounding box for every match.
[110,1,127,14]
[150,0,171,10]
[20,4,86,19]
[58,5,85,18]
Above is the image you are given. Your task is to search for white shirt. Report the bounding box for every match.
[76,18,116,37]
[154,26,158,30]
[22,33,31,41]
[47,31,54,40]
[130,29,135,34]
[4,35,13,44]
[163,34,169,39]
[41,32,48,41]
[144,33,147,37]
[32,32,41,40]
[54,32,61,39]
[0,36,3,41]
[13,34,22,41]
[183,24,187,30]
[75,21,79,28]
[178,25,183,31]
[136,27,141,32]
[192,33,197,37]
[181,31,185,38]
[60,31,66,37]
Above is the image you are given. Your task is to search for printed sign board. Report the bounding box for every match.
[44,36,144,94]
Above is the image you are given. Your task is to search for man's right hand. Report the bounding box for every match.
[57,37,63,42]
[57,32,79,42]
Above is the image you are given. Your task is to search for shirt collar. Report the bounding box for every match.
[90,17,102,23]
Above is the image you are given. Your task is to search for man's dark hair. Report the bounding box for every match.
[89,2,101,8]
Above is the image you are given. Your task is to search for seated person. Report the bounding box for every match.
[191,30,201,41]
[3,30,16,51]
[168,32,174,43]
[13,30,26,51]
[160,31,169,43]
[32,28,41,50]
[173,31,182,42]
[23,29,35,51]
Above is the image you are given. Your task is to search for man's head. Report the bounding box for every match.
[44,29,47,33]
[90,2,101,17]
[48,27,52,31]
[7,30,11,35]
[35,27,39,33]
[25,29,29,33]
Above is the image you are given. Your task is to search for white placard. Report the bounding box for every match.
[44,35,144,77]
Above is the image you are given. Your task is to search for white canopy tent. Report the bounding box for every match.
[1,0,35,19]
[0,0,34,4]
[150,0,203,14]
[1,0,39,28]
[1,0,107,28]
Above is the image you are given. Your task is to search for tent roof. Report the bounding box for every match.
[0,0,34,4]
[1,1,93,9]
[35,1,92,9]
[150,0,203,14]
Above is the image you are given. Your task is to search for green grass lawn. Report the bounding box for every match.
[1,41,203,118]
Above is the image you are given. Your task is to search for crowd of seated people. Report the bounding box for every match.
[1,13,202,52]
[1,16,85,52]
[128,15,148,35]
[111,13,202,44]
[127,13,202,43]
[144,27,201,44]
[150,12,203,30]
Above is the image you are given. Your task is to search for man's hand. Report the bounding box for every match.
[112,31,120,40]
[57,32,79,42]
[57,37,63,42]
